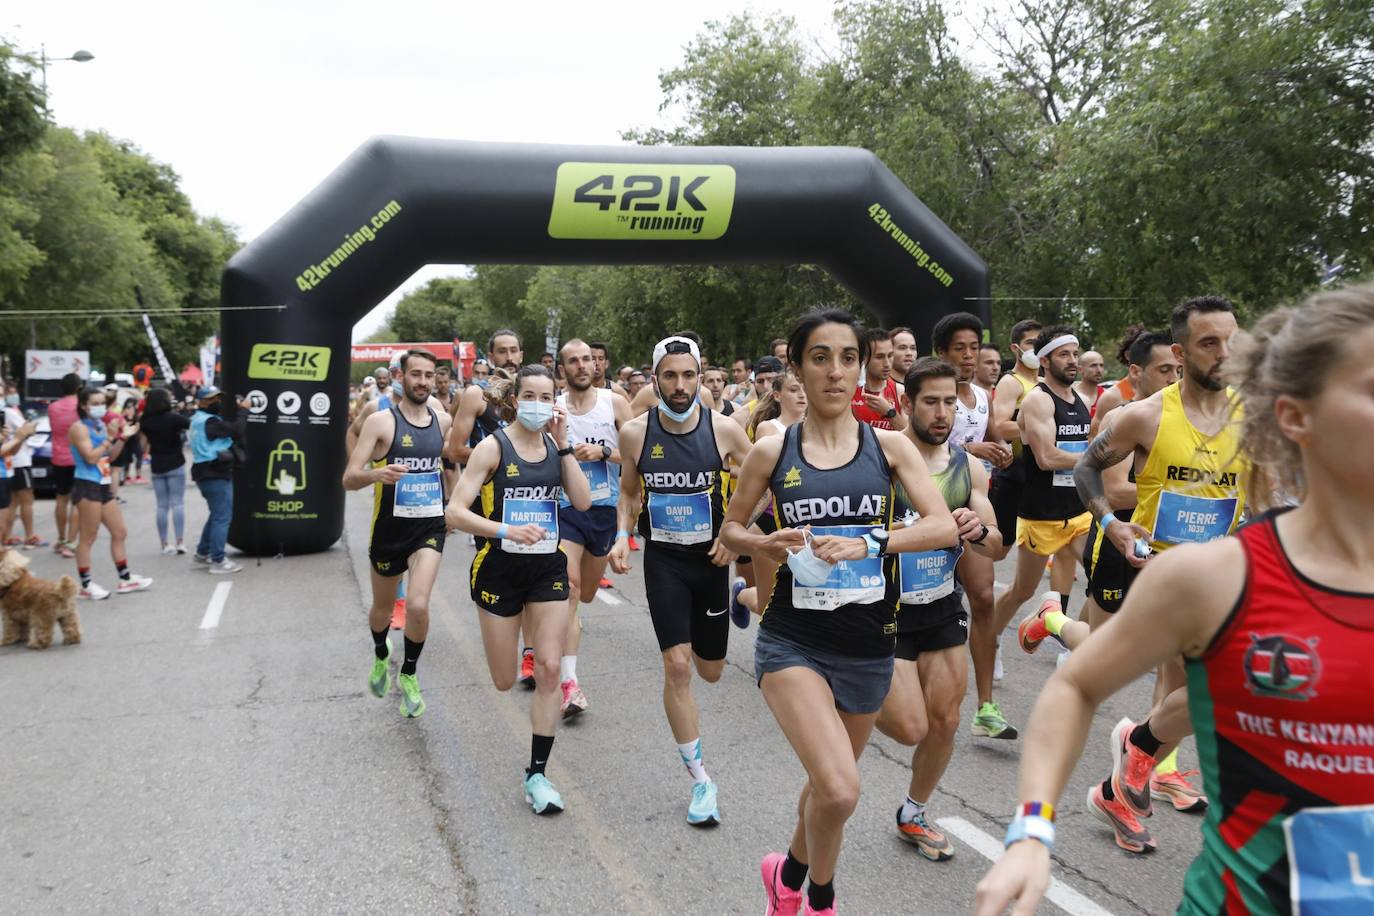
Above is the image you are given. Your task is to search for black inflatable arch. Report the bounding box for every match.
[221,137,989,555]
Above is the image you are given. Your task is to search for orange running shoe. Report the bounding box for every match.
[1017,592,1061,654]
[1151,770,1209,813]
[1087,783,1156,853]
[1109,718,1157,818]
[519,647,536,689]
[390,597,406,630]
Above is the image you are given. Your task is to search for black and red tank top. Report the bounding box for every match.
[1180,512,1374,915]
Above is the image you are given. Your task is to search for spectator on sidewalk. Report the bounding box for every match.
[189,386,249,575]
[47,373,83,558]
[140,387,192,555]
[2,382,45,548]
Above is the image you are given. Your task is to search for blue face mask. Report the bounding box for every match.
[516,400,554,431]
[786,530,835,587]
[390,380,402,398]
[4,394,18,407]
[475,379,489,390]
[658,392,699,424]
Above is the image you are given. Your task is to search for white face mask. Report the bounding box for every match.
[88,405,108,420]
[786,529,836,587]
[4,394,18,407]
[516,400,554,431]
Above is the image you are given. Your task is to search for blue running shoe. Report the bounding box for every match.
[688,780,720,826]
[524,773,564,815]
[729,577,749,629]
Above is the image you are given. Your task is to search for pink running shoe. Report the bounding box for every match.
[1109,718,1157,818]
[1151,769,1209,813]
[804,904,836,916]
[560,678,587,719]
[1018,592,1061,654]
[760,852,803,916]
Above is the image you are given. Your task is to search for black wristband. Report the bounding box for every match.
[968,524,990,545]
[556,445,574,457]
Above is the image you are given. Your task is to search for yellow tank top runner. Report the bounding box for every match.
[1009,372,1037,457]
[1131,384,1248,551]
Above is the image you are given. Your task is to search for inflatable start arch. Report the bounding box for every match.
[221,137,990,555]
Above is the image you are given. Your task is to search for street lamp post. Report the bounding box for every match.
[36,44,95,116]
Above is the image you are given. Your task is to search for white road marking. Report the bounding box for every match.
[937,817,1117,916]
[595,589,623,605]
[199,582,233,630]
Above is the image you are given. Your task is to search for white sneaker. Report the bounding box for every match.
[116,574,153,594]
[209,559,243,575]
[161,544,178,555]
[80,582,111,600]
[175,543,187,555]
[994,637,1005,684]
[192,553,211,566]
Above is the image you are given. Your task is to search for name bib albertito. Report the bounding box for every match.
[393,470,444,518]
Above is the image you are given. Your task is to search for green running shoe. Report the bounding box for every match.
[687,780,720,827]
[970,701,1018,739]
[397,672,426,718]
[524,773,564,815]
[369,638,392,698]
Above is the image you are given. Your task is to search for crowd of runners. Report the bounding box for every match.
[337,284,1374,916]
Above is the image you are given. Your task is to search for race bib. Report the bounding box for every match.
[581,460,613,504]
[393,470,444,519]
[900,546,963,605]
[793,525,886,611]
[97,456,112,485]
[647,491,713,545]
[1153,491,1238,545]
[501,498,559,554]
[1053,439,1088,487]
[1284,804,1374,914]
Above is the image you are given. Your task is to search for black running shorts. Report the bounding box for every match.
[644,543,730,659]
[469,544,570,618]
[895,591,968,660]
[1084,522,1139,614]
[369,520,446,578]
[990,460,1024,545]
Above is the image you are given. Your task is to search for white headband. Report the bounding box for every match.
[1036,334,1079,359]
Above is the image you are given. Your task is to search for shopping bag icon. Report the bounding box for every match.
[266,439,307,495]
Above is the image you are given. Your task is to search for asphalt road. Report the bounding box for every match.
[1,480,1204,914]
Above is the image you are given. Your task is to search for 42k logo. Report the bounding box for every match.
[548,163,736,241]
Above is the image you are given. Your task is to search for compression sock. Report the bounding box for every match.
[527,733,555,776]
[780,851,808,891]
[1130,721,1163,757]
[371,627,389,660]
[899,796,927,822]
[560,655,578,682]
[1042,610,1070,637]
[807,880,835,912]
[677,738,709,784]
[78,566,91,588]
[1155,748,1180,775]
[401,637,425,676]
[116,560,130,581]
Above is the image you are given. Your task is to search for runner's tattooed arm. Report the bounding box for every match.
[1073,412,1129,524]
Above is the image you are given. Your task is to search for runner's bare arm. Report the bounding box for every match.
[1073,407,1138,523]
[342,410,398,490]
[609,418,646,573]
[629,383,658,418]
[992,374,1024,441]
[1019,389,1081,470]
[607,390,633,463]
[346,398,378,455]
[719,435,802,564]
[443,437,502,536]
[1089,383,1126,438]
[879,430,958,554]
[443,385,486,466]
[974,541,1241,916]
[961,458,1004,558]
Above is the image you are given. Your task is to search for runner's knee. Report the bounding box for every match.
[663,651,693,689]
[809,768,860,820]
[535,654,561,689]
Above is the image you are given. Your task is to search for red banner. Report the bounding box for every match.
[351,341,478,377]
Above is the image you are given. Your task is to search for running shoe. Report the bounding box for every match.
[760,852,804,916]
[2,536,20,546]
[523,772,564,815]
[116,574,154,594]
[397,672,426,718]
[687,780,720,827]
[519,648,536,689]
[599,576,612,589]
[390,597,406,630]
[1151,770,1209,813]
[970,701,1018,739]
[208,559,242,575]
[1109,718,1156,818]
[729,577,749,629]
[192,553,211,567]
[80,582,110,601]
[369,638,392,698]
[161,544,178,555]
[175,543,187,555]
[560,678,588,718]
[1087,782,1156,853]
[23,535,48,549]
[628,534,640,552]
[1017,592,1060,654]
[803,903,835,916]
[56,541,75,559]
[896,807,954,861]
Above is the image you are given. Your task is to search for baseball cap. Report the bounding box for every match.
[196,385,221,400]
[652,336,701,372]
[754,356,785,375]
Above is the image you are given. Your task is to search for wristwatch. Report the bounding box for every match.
[884,406,897,419]
[863,527,890,558]
[968,524,990,545]
[601,444,612,461]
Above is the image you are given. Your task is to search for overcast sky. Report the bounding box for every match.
[9,1,985,341]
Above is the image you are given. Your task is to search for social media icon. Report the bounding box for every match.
[246,390,268,414]
[277,391,301,415]
[309,392,330,416]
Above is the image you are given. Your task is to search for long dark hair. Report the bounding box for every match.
[143,387,173,417]
[786,308,867,369]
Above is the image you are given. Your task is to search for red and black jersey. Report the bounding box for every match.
[851,377,900,429]
[1180,511,1374,914]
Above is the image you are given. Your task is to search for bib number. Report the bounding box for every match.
[900,546,963,605]
[393,470,444,518]
[1284,804,1374,914]
[1152,491,1238,545]
[647,491,713,545]
[97,456,112,485]
[501,498,559,554]
[793,525,886,611]
[1053,439,1088,487]
[581,460,613,504]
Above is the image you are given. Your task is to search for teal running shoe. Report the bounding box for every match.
[397,672,425,718]
[970,701,1018,739]
[687,780,720,827]
[369,638,392,698]
[524,773,564,815]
